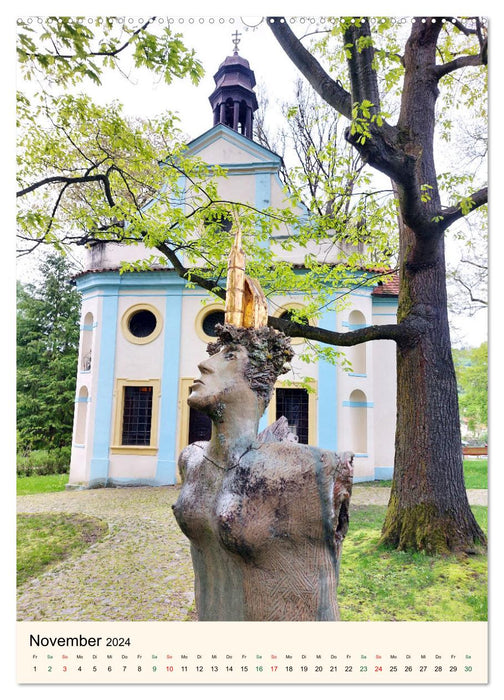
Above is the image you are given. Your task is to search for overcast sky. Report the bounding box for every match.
[84,16,304,138]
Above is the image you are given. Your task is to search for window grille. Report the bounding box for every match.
[275,388,309,444]
[121,386,153,445]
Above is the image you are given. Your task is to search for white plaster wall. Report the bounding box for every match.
[108,454,158,481]
[271,236,369,267]
[270,293,319,385]
[215,173,256,206]
[104,293,167,479]
[194,137,264,165]
[269,175,300,211]
[114,294,166,379]
[371,302,397,468]
[351,455,375,480]
[371,339,396,467]
[86,241,154,271]
[336,294,376,480]
[69,294,102,485]
[337,292,373,399]
[69,446,87,484]
[179,294,217,378]
[178,292,319,384]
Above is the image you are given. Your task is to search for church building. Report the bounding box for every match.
[68,44,398,489]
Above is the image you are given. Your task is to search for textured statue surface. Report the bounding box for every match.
[172,212,353,620]
[172,324,353,621]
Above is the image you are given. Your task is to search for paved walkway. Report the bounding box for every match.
[16,485,487,621]
[17,486,195,621]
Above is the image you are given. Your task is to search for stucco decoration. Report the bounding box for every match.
[172,217,354,620]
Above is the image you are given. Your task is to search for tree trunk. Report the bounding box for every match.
[380,222,486,554]
[267,16,488,554]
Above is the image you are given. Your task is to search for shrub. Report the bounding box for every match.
[16,447,71,477]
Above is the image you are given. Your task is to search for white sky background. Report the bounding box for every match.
[13,11,489,347]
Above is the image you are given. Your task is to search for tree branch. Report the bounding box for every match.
[439,187,488,231]
[447,17,480,37]
[343,19,381,110]
[17,174,116,207]
[154,241,226,301]
[144,239,412,349]
[266,17,353,119]
[459,258,487,270]
[268,313,419,348]
[34,17,156,62]
[435,53,484,79]
[452,274,487,306]
[267,17,406,186]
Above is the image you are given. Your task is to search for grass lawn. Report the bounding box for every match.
[463,459,487,489]
[359,459,488,490]
[16,474,487,621]
[16,459,488,495]
[17,512,108,586]
[17,473,69,495]
[340,505,487,621]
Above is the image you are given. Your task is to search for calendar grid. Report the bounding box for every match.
[17,621,487,684]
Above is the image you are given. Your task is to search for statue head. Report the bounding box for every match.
[188,323,293,419]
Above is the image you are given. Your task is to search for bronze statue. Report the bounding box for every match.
[172,213,353,621]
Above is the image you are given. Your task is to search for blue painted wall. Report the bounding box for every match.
[317,308,338,452]
[156,289,184,484]
[85,286,119,486]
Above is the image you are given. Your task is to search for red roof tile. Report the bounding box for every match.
[73,265,400,297]
[372,273,400,296]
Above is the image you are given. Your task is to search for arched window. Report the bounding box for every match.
[80,312,93,371]
[348,389,368,454]
[348,310,367,374]
[75,386,89,445]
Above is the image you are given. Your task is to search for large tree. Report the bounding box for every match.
[17,253,81,449]
[267,16,487,553]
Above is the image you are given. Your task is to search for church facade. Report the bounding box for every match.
[68,49,398,489]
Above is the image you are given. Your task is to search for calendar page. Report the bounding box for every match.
[15,8,490,693]
[17,621,487,683]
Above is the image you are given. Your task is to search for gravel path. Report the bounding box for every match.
[17,486,195,622]
[17,485,487,621]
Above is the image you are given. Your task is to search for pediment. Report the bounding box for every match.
[184,124,282,171]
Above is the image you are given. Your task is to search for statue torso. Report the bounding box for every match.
[172,441,352,621]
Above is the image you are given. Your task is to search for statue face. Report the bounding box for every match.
[188,345,254,414]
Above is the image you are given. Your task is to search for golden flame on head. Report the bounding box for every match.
[225,209,268,328]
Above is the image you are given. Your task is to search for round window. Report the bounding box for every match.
[202,310,225,338]
[122,304,162,345]
[128,309,157,338]
[279,308,308,325]
[274,304,311,345]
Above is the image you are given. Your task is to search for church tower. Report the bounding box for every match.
[208,31,258,139]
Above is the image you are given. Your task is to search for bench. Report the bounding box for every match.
[462,446,487,457]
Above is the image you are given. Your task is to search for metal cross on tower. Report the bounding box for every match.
[232,30,242,54]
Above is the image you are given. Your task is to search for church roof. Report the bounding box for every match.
[73,265,399,298]
[371,273,400,296]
